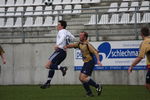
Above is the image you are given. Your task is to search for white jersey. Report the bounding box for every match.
[56,29,75,49]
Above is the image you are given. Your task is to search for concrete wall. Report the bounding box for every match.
[0,43,146,85]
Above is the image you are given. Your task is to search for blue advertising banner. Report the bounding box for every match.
[74,41,146,70]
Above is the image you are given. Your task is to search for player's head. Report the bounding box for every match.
[141,27,150,37]
[79,31,88,41]
[57,20,67,30]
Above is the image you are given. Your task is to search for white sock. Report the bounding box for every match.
[57,65,61,69]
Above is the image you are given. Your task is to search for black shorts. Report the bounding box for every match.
[146,69,150,84]
[81,60,95,76]
[48,48,67,65]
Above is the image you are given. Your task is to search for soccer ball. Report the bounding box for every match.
[44,0,52,6]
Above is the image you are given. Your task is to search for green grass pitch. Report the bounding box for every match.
[0,85,150,100]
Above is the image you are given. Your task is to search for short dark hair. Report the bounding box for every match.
[58,20,67,29]
[141,27,150,36]
[81,31,88,40]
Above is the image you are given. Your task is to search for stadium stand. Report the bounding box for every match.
[0,0,150,43]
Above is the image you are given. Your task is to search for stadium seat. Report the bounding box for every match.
[44,6,52,15]
[130,13,141,24]
[123,0,133,1]
[34,6,43,15]
[24,17,33,27]
[53,16,62,26]
[15,7,23,16]
[34,17,43,26]
[88,14,99,25]
[53,0,62,5]
[119,13,130,24]
[0,8,5,17]
[71,0,81,4]
[43,16,53,26]
[62,0,71,4]
[81,0,91,4]
[15,0,24,6]
[140,13,150,23]
[139,1,150,11]
[98,14,109,24]
[14,17,22,27]
[6,7,15,16]
[25,7,33,15]
[108,2,118,12]
[128,2,139,11]
[91,0,101,3]
[5,18,14,27]
[53,5,62,14]
[24,0,33,5]
[33,0,43,5]
[0,0,5,6]
[63,5,72,14]
[109,14,119,24]
[0,18,5,28]
[118,2,128,12]
[72,5,82,14]
[6,0,15,6]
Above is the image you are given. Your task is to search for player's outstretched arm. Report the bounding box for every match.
[128,57,143,74]
[64,44,77,49]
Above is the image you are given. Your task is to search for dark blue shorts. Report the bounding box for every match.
[146,69,150,84]
[81,60,95,76]
[49,48,67,65]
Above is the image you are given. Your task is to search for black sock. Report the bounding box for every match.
[59,66,64,71]
[88,79,98,88]
[83,82,92,94]
[46,69,55,84]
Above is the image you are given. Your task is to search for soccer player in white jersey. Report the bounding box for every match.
[41,20,75,89]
